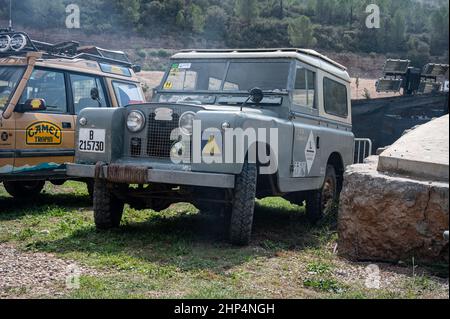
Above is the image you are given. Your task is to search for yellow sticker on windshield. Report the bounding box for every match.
[111,66,124,75]
[163,81,173,90]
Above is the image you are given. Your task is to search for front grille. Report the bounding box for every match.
[146,112,180,159]
[130,138,142,157]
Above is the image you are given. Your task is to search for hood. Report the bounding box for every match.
[135,101,279,118]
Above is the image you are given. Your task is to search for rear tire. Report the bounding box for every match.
[3,181,45,199]
[93,180,124,230]
[306,165,338,224]
[229,161,257,246]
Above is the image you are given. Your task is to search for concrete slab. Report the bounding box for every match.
[378,115,449,182]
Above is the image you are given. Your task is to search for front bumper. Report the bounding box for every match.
[66,163,235,189]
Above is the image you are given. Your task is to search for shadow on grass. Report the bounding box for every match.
[27,199,338,274]
[0,193,92,221]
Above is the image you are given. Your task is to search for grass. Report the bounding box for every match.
[0,182,448,299]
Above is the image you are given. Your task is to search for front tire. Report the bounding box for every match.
[3,181,45,199]
[306,165,338,223]
[86,180,94,201]
[93,180,124,230]
[229,162,257,246]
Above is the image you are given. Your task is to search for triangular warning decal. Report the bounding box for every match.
[202,135,222,157]
[305,131,317,173]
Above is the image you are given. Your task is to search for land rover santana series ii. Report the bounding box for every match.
[0,30,144,198]
[68,49,354,245]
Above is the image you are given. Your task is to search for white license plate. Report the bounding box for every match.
[78,128,106,153]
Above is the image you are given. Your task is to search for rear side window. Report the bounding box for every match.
[112,81,144,107]
[323,78,348,118]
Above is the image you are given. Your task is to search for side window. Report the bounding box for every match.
[112,82,144,107]
[293,66,316,110]
[19,69,67,113]
[323,78,348,118]
[208,77,222,90]
[70,74,107,115]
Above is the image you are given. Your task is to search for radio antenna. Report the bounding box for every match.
[9,0,13,31]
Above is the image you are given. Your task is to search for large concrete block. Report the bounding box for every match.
[378,115,449,182]
[338,157,449,263]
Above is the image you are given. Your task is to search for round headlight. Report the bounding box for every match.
[127,111,146,132]
[79,117,87,126]
[0,35,11,52]
[179,112,196,136]
[10,34,27,52]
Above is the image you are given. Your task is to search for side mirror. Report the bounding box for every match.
[249,87,264,104]
[132,65,142,73]
[16,99,47,113]
[90,88,100,101]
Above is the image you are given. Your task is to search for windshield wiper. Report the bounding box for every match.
[239,88,264,111]
[218,95,283,108]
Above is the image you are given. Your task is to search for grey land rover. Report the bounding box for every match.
[67,49,355,245]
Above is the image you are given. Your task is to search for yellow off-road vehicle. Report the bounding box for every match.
[0,29,145,199]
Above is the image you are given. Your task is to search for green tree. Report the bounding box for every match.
[429,4,449,55]
[390,11,407,52]
[288,15,317,47]
[205,6,228,38]
[234,0,258,24]
[188,4,206,33]
[114,0,141,28]
[314,0,333,24]
[176,10,186,28]
[141,1,165,27]
[407,36,431,66]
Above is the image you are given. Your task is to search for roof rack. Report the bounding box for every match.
[178,48,347,71]
[0,29,140,72]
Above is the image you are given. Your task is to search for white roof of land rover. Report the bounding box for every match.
[172,48,351,82]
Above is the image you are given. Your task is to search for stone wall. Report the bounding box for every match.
[338,157,449,263]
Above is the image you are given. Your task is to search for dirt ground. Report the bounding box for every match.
[0,182,448,299]
[349,78,400,100]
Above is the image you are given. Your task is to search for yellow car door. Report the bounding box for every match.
[13,68,75,174]
[0,65,24,174]
[0,117,15,174]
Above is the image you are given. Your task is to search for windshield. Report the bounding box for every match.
[0,66,24,110]
[164,62,227,91]
[162,60,290,93]
[224,62,290,91]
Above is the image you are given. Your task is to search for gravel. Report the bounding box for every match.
[0,244,98,299]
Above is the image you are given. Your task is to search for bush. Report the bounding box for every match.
[156,49,171,58]
[136,49,147,59]
[226,18,289,48]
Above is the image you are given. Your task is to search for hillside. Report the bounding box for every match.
[3,19,393,78]
[1,0,448,69]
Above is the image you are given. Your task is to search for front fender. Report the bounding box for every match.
[75,107,126,164]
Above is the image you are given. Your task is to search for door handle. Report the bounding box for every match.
[62,122,72,129]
